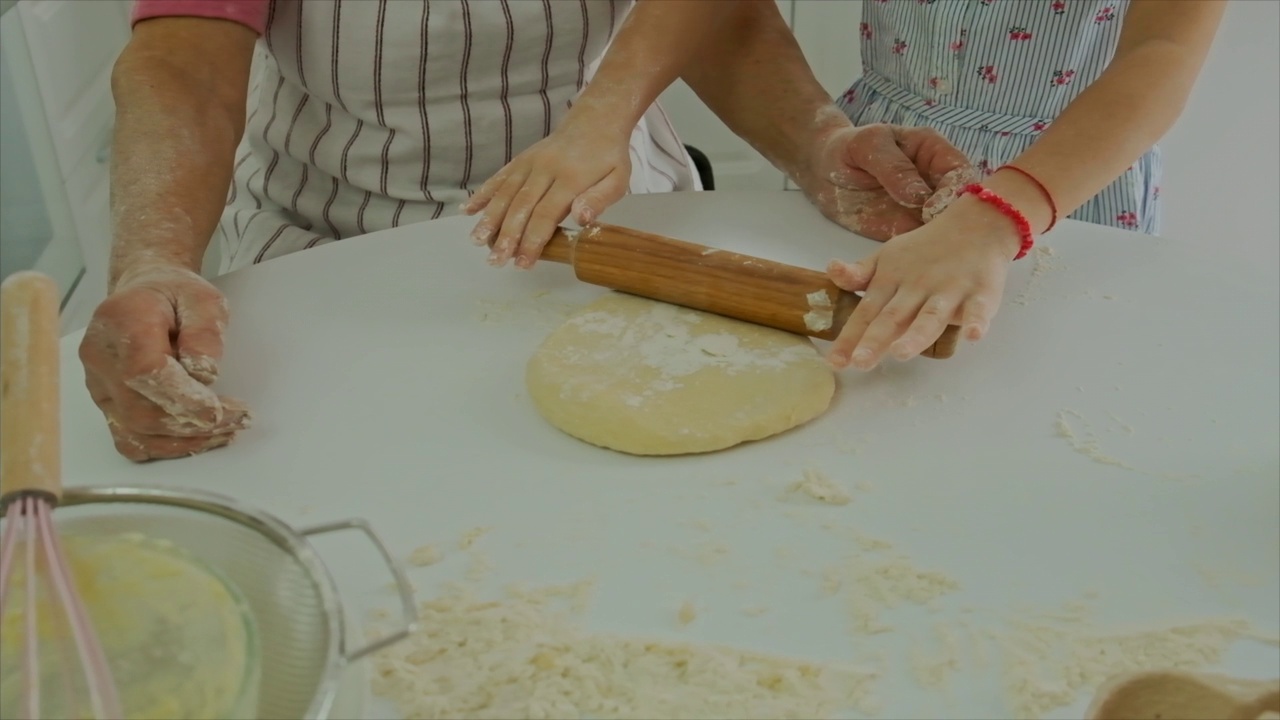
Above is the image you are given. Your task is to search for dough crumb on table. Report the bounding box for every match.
[458,526,492,550]
[407,544,444,567]
[677,599,698,627]
[367,576,882,719]
[784,468,853,506]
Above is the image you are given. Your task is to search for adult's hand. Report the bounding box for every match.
[797,123,979,241]
[78,265,250,462]
[462,110,632,270]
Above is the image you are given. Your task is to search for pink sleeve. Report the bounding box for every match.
[131,0,271,35]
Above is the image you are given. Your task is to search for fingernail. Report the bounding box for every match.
[828,351,849,368]
[470,225,492,246]
[487,250,504,266]
[514,255,533,270]
[852,348,875,368]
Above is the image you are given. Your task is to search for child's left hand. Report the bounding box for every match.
[825,196,1026,370]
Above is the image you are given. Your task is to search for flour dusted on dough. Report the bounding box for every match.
[368,581,882,720]
[525,292,836,455]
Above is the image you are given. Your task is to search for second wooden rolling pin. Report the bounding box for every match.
[541,222,961,360]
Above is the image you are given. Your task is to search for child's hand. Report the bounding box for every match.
[464,114,632,269]
[798,123,977,241]
[825,195,1025,370]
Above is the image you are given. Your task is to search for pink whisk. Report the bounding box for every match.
[0,271,121,719]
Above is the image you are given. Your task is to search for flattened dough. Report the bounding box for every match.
[525,292,836,455]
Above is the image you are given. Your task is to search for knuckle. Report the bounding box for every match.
[878,304,908,323]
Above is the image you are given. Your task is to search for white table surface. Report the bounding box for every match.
[56,190,1279,718]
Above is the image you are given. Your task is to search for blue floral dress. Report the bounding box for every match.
[838,0,1160,233]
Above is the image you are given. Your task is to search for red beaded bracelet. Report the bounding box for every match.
[998,164,1059,233]
[958,183,1035,261]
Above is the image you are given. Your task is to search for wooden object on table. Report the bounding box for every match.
[1,271,62,501]
[541,223,961,360]
[1085,670,1280,720]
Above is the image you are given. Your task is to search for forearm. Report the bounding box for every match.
[108,53,244,288]
[982,1,1226,233]
[987,44,1205,228]
[680,0,848,180]
[566,0,733,133]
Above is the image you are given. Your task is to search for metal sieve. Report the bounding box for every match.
[51,485,416,720]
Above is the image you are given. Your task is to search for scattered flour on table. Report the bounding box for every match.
[1054,409,1195,481]
[909,621,965,693]
[988,597,1273,719]
[459,526,492,550]
[783,468,853,506]
[818,531,961,636]
[473,291,579,328]
[368,582,882,720]
[1055,409,1134,470]
[1012,246,1061,306]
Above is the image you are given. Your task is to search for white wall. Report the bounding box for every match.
[1159,1,1279,270]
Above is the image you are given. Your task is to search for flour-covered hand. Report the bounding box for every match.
[798,122,978,241]
[825,195,1026,370]
[464,113,632,269]
[79,264,251,461]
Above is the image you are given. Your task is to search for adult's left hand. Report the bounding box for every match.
[463,113,631,269]
[798,122,978,241]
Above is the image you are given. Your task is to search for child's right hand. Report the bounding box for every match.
[797,122,977,241]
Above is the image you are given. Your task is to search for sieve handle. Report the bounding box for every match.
[298,518,418,663]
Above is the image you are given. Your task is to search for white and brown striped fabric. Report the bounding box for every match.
[216,0,699,273]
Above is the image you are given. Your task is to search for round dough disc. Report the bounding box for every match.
[525,292,836,455]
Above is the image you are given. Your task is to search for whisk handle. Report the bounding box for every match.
[1,271,62,502]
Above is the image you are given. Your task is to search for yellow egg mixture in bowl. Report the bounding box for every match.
[0,530,260,719]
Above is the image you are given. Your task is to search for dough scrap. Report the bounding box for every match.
[525,292,836,455]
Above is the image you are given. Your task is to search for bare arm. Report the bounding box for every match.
[565,0,735,132]
[108,17,256,287]
[678,0,847,182]
[677,0,972,238]
[976,0,1229,242]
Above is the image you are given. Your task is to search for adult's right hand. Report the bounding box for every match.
[78,265,251,462]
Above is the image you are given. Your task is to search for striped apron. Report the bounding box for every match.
[839,0,1161,234]
[216,0,698,273]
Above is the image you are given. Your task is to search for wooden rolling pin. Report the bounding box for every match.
[542,222,961,360]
